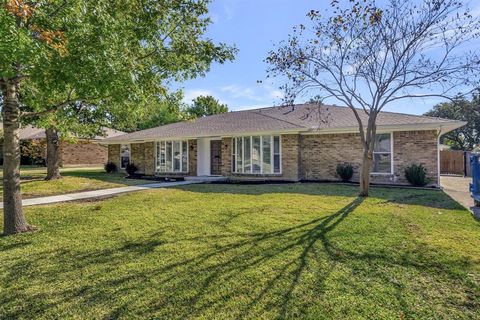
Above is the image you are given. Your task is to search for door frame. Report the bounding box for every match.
[196,137,222,176]
[210,139,222,176]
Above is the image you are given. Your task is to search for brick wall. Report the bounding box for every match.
[393,130,438,185]
[131,143,146,173]
[188,139,197,176]
[144,142,155,175]
[221,137,232,176]
[60,140,108,166]
[105,130,439,186]
[107,144,120,168]
[300,130,439,186]
[114,140,198,177]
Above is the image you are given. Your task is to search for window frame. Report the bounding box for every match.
[231,135,282,175]
[371,132,394,175]
[155,140,189,173]
[120,144,131,169]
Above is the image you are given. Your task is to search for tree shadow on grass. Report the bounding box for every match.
[175,183,465,210]
[0,197,478,319]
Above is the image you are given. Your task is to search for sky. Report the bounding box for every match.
[179,0,480,115]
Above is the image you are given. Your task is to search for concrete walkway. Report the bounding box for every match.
[0,181,201,208]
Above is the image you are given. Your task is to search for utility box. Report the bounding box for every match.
[469,154,480,206]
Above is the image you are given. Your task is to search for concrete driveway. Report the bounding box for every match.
[440,175,472,209]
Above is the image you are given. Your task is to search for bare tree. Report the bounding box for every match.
[266,0,480,196]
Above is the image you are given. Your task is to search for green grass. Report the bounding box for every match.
[0,183,479,319]
[0,167,147,198]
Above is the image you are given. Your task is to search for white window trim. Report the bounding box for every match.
[232,135,282,175]
[371,132,394,175]
[120,144,131,169]
[155,140,189,173]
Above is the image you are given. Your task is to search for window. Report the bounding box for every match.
[120,144,130,169]
[252,136,261,173]
[372,133,392,174]
[155,140,188,173]
[273,136,281,173]
[232,135,281,174]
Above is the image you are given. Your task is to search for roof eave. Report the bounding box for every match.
[99,127,309,145]
[300,121,467,135]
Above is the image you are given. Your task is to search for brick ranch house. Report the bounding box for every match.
[0,125,125,167]
[102,104,465,187]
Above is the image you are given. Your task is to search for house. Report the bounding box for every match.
[0,125,125,167]
[101,104,465,186]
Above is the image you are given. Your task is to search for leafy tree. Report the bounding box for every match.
[0,0,236,235]
[185,95,228,118]
[30,101,111,180]
[133,92,186,130]
[266,0,480,196]
[425,94,480,151]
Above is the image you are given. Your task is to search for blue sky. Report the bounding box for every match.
[180,0,480,115]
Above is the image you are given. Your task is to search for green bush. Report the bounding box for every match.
[404,163,430,187]
[104,162,118,173]
[336,163,354,182]
[125,163,139,176]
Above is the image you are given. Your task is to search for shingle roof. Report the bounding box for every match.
[103,104,465,143]
[7,125,125,141]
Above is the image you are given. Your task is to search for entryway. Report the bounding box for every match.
[210,140,222,175]
[197,137,223,176]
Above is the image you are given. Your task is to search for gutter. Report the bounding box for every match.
[99,128,309,145]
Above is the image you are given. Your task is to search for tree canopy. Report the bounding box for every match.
[185,95,228,118]
[425,93,480,151]
[0,0,236,235]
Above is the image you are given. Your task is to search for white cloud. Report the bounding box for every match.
[182,89,214,103]
[220,84,264,101]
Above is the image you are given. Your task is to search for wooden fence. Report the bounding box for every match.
[440,150,465,175]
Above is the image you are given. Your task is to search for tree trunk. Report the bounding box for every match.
[358,115,377,197]
[2,79,35,235]
[45,126,62,180]
[359,148,373,197]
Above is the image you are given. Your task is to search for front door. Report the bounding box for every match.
[210,140,222,175]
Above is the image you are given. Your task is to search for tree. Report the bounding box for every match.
[31,101,111,180]
[185,95,228,118]
[266,0,480,196]
[133,92,186,130]
[425,93,480,150]
[0,0,236,235]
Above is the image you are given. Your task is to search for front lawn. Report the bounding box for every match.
[0,167,147,199]
[0,184,478,319]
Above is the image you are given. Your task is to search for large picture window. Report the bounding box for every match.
[232,135,281,174]
[372,133,392,174]
[156,140,188,173]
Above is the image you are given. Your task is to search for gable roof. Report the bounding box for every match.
[102,104,465,143]
[10,125,125,141]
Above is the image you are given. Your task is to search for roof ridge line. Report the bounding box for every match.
[252,109,309,129]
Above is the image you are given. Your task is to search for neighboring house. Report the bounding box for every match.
[0,125,125,166]
[101,104,465,186]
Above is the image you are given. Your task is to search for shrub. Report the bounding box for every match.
[125,163,138,176]
[336,163,354,182]
[104,162,118,173]
[404,163,430,187]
